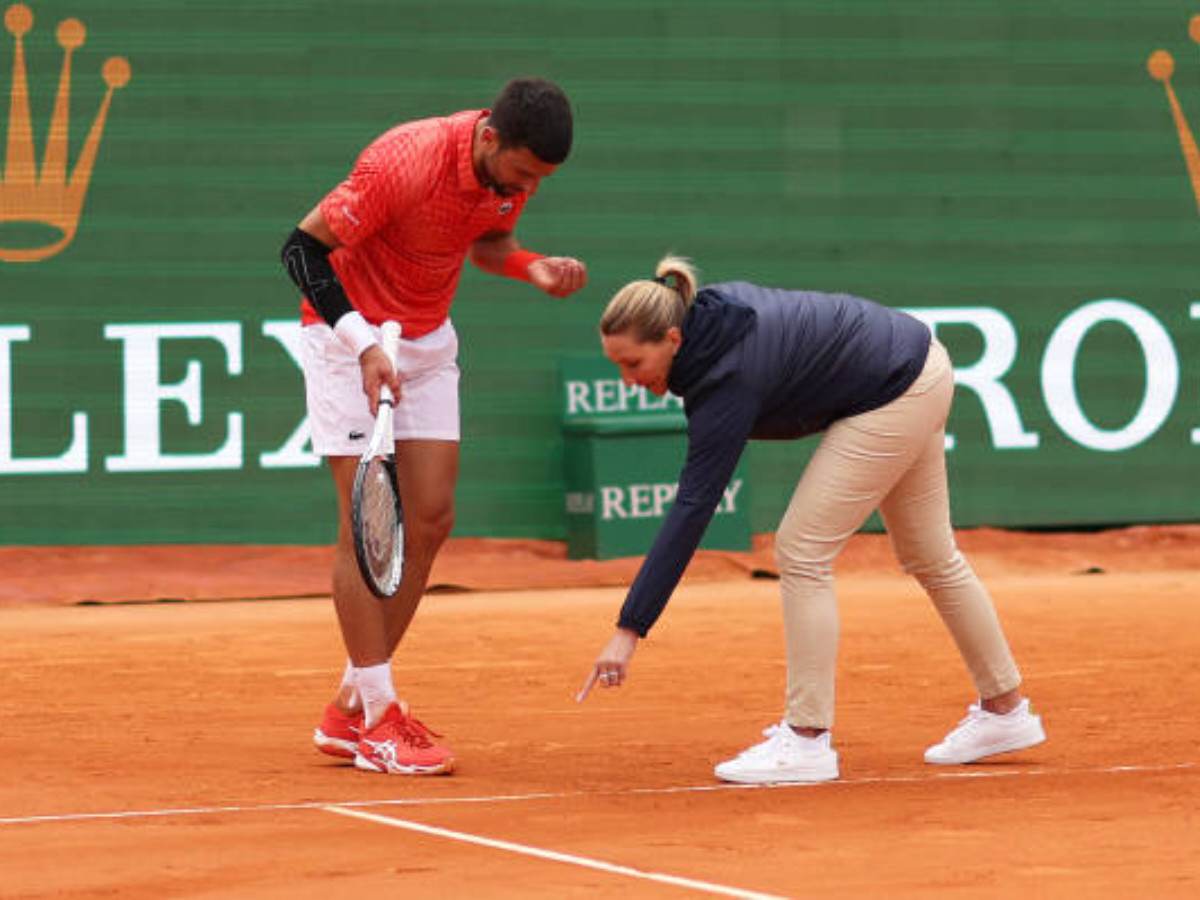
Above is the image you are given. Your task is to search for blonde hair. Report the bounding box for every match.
[599,255,699,342]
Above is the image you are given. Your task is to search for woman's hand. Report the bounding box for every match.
[576,628,640,702]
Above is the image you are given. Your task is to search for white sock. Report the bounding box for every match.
[339,660,360,708]
[356,662,397,729]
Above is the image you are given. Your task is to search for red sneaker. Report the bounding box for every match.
[313,703,363,760]
[355,702,455,775]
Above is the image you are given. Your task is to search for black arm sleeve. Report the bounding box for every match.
[280,227,355,327]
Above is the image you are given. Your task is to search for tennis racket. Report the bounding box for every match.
[351,321,404,598]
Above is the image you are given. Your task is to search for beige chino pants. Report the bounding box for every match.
[774,339,1021,728]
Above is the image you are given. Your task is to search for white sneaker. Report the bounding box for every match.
[714,722,839,784]
[924,698,1046,765]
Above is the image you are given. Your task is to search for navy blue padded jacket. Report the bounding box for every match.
[616,281,932,636]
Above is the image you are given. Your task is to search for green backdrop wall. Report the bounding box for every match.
[2,0,1198,544]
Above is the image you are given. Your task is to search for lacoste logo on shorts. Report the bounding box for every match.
[348,431,365,440]
[499,201,513,214]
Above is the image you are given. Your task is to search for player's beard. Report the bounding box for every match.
[479,153,517,197]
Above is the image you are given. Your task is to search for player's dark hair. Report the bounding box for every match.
[489,78,573,164]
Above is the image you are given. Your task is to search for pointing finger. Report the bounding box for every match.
[575,667,600,703]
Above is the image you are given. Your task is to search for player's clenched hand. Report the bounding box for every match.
[359,343,402,416]
[576,627,639,702]
[529,256,588,298]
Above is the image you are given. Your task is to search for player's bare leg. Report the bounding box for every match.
[322,443,458,704]
[334,439,459,775]
[384,438,459,653]
[329,455,391,675]
[316,449,459,773]
[310,456,392,760]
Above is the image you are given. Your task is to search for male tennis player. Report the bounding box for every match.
[281,77,587,775]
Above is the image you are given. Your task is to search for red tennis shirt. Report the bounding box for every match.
[300,109,531,338]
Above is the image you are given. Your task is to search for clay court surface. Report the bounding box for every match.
[1,527,1198,898]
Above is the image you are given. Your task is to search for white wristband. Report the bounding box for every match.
[333,311,377,359]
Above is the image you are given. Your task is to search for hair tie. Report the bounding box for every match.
[652,275,668,285]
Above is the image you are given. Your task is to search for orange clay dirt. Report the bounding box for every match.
[0,526,1197,898]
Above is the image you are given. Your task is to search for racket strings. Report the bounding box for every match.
[361,460,401,586]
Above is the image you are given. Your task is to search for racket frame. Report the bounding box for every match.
[350,321,404,598]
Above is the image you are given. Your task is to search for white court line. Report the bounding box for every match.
[0,761,1194,827]
[324,804,786,900]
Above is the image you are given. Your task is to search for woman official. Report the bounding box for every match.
[577,256,1045,784]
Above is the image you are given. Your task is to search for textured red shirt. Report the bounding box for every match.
[301,109,531,337]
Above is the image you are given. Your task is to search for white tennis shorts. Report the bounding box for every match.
[301,318,460,456]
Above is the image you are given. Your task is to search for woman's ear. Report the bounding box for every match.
[666,326,683,353]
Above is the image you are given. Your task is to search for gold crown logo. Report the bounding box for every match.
[1148,15,1200,215]
[0,3,130,262]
